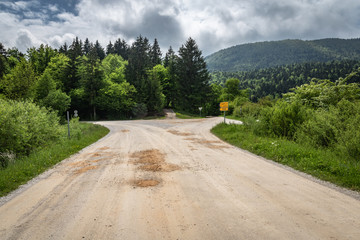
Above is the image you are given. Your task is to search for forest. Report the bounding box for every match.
[205,38,360,72]
[210,60,360,101]
[0,36,211,121]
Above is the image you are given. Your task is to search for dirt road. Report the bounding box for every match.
[0,117,359,239]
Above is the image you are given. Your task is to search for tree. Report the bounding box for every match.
[27,44,58,75]
[114,38,129,60]
[76,52,105,120]
[44,53,71,91]
[163,46,178,107]
[83,38,91,55]
[35,70,70,115]
[176,38,211,112]
[106,41,115,55]
[145,65,166,113]
[96,81,136,119]
[150,38,162,67]
[94,40,105,60]
[0,58,37,100]
[126,35,151,101]
[101,54,127,84]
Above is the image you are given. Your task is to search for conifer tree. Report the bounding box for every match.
[150,38,162,67]
[176,38,210,112]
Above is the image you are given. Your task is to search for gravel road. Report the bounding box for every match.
[0,117,359,239]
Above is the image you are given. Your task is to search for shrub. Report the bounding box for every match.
[0,99,61,156]
[295,109,337,148]
[259,100,308,139]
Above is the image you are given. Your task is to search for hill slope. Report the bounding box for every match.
[205,38,360,72]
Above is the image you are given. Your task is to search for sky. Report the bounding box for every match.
[1,0,360,56]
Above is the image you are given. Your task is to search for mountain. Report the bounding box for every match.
[205,38,360,72]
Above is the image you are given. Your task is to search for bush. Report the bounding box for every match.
[295,109,337,148]
[259,100,308,139]
[0,99,62,156]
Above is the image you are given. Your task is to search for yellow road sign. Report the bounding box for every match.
[220,107,228,111]
[220,102,229,108]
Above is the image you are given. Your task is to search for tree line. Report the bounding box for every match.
[0,36,211,120]
[210,60,360,101]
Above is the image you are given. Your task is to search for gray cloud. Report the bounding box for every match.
[0,0,360,56]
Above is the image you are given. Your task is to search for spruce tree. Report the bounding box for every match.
[83,38,91,55]
[94,40,105,60]
[114,38,130,60]
[150,38,162,67]
[106,41,114,55]
[176,38,210,112]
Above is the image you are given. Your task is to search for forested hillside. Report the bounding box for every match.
[0,37,210,120]
[205,38,360,72]
[210,60,360,101]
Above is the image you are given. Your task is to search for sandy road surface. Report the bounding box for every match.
[0,117,359,240]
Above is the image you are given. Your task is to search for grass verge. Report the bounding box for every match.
[211,123,360,191]
[0,122,109,197]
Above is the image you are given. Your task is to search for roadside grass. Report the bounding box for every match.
[211,123,360,191]
[0,122,109,197]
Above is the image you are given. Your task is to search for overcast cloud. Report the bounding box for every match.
[1,0,360,56]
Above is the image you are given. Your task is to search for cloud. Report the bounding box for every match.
[0,0,360,56]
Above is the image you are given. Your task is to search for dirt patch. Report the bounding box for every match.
[121,130,130,133]
[98,147,110,150]
[132,179,161,187]
[185,138,230,149]
[168,130,193,136]
[139,163,181,172]
[74,165,98,174]
[130,149,180,172]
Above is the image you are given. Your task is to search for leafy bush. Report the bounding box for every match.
[259,100,308,139]
[0,99,61,156]
[295,109,337,147]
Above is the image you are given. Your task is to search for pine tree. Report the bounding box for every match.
[94,40,105,60]
[106,41,114,55]
[126,35,151,101]
[176,38,210,112]
[83,38,91,55]
[114,38,130,60]
[150,38,162,67]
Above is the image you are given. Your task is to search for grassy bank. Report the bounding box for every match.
[0,122,109,197]
[211,123,360,191]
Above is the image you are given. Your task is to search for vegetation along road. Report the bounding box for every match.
[0,117,359,239]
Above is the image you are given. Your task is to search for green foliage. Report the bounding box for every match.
[0,58,37,100]
[145,65,166,113]
[210,60,360,101]
[176,38,211,112]
[76,55,105,120]
[96,81,136,118]
[101,54,128,83]
[0,123,109,196]
[0,99,61,156]
[27,44,58,75]
[206,38,360,72]
[259,100,308,139]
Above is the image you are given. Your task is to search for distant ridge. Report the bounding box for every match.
[205,38,360,72]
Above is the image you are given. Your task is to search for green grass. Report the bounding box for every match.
[0,123,109,197]
[211,123,360,191]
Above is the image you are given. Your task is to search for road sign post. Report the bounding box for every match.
[219,102,229,123]
[199,107,203,118]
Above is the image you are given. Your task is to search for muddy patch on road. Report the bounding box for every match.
[167,130,193,136]
[185,138,230,149]
[130,149,180,172]
[129,149,180,188]
[132,179,161,187]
